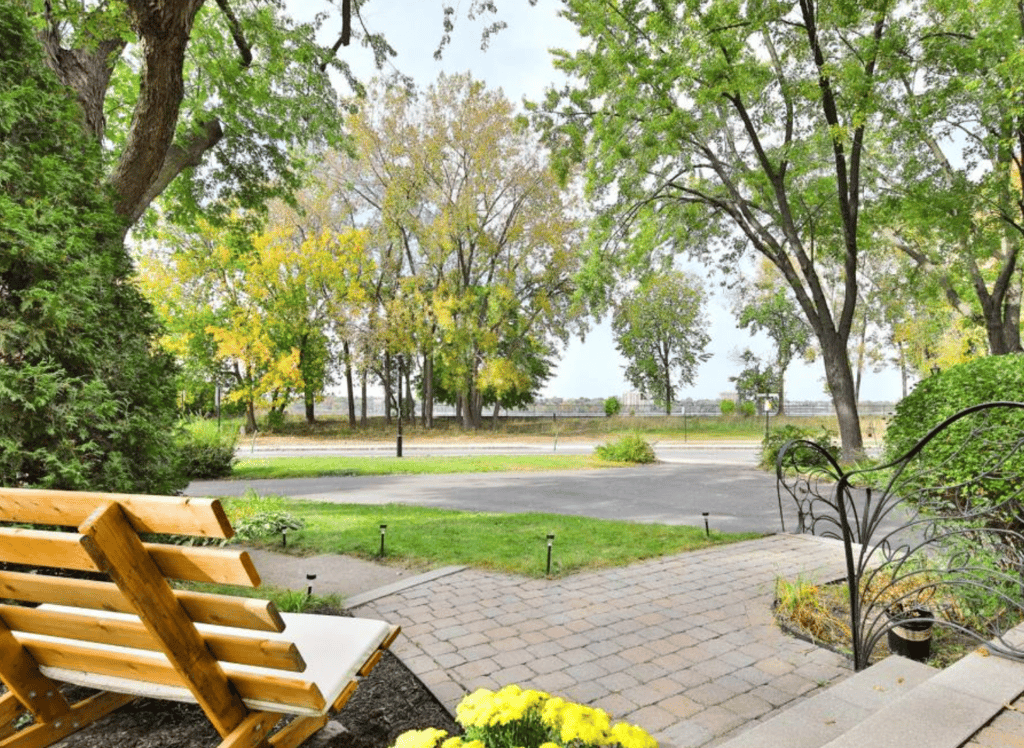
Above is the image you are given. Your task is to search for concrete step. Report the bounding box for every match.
[715,655,937,748]
[823,644,1024,748]
[717,624,1024,748]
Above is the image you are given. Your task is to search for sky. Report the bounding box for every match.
[294,0,907,404]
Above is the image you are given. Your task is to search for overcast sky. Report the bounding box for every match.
[294,0,906,404]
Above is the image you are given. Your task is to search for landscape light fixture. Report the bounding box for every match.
[306,573,316,597]
[546,533,555,575]
[282,529,288,548]
[702,512,710,538]
[380,524,387,557]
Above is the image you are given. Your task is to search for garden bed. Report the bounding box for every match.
[34,605,457,748]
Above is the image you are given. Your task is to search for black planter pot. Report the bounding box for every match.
[887,607,934,662]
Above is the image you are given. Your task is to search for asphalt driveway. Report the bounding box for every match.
[186,459,789,534]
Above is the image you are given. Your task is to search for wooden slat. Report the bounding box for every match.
[380,625,401,650]
[0,571,285,632]
[0,530,260,586]
[218,711,281,748]
[331,681,358,712]
[0,488,233,539]
[0,529,96,573]
[78,502,248,737]
[0,617,69,723]
[0,691,26,741]
[20,639,327,713]
[143,544,261,587]
[357,649,382,678]
[0,690,134,748]
[0,606,305,672]
[267,715,328,748]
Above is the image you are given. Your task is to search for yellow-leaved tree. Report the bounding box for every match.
[139,211,368,432]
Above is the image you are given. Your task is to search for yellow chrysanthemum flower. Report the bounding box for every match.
[610,722,658,748]
[541,696,568,729]
[457,688,498,729]
[559,704,611,746]
[393,728,448,748]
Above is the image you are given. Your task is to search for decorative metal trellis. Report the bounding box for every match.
[776,402,1024,671]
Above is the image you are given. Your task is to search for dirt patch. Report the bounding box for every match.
[27,606,460,748]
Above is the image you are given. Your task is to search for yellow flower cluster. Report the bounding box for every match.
[390,685,658,748]
[457,685,550,729]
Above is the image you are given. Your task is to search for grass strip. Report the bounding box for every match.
[231,453,620,479]
[234,499,762,577]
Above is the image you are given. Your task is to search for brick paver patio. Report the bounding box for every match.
[350,534,855,748]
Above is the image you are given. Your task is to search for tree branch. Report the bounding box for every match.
[214,0,253,68]
[129,119,224,227]
[320,0,353,72]
[38,0,128,142]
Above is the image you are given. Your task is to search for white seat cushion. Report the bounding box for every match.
[21,605,394,717]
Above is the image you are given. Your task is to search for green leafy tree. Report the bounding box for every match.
[536,0,914,459]
[612,271,711,415]
[0,5,182,492]
[733,262,812,414]
[881,0,1024,357]
[22,0,530,236]
[729,350,778,414]
[139,215,367,433]
[330,74,585,429]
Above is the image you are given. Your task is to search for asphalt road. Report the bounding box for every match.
[186,446,794,534]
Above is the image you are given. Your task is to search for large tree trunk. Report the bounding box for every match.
[110,1,208,226]
[820,333,864,462]
[40,1,222,234]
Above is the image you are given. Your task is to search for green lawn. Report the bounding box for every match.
[229,498,762,577]
[231,453,621,479]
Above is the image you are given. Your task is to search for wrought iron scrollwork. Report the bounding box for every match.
[776,402,1024,670]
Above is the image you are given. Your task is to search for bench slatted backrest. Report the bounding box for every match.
[0,487,321,737]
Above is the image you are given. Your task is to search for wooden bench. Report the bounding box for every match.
[0,487,401,748]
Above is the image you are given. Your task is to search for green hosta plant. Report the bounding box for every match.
[225,491,305,542]
[391,686,656,748]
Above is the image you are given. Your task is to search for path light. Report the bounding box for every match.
[546,533,555,575]
[702,512,710,538]
[306,573,316,597]
[282,529,288,548]
[379,524,387,557]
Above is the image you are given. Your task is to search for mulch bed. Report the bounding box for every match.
[8,605,460,748]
